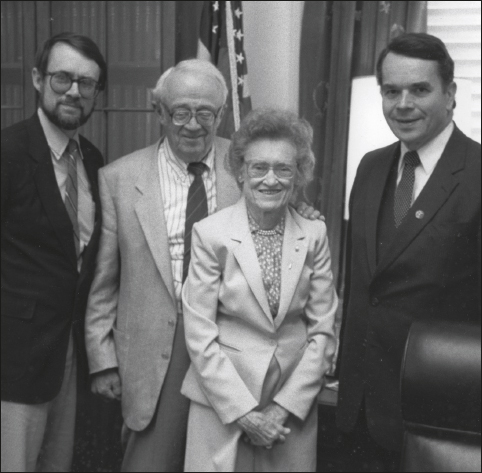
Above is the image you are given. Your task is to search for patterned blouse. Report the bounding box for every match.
[248,212,286,318]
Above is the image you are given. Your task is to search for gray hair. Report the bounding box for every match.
[151,59,228,110]
[226,108,315,199]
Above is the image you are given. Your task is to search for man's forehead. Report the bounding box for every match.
[164,70,224,104]
[381,53,440,85]
[47,43,100,79]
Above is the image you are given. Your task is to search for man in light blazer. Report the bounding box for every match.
[336,33,481,470]
[84,59,239,471]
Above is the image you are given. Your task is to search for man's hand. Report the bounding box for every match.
[261,402,290,429]
[295,202,324,221]
[91,368,122,401]
[237,409,290,448]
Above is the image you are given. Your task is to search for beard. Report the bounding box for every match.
[40,94,95,131]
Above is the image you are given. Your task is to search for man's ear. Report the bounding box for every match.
[32,68,43,93]
[155,101,168,125]
[446,81,457,112]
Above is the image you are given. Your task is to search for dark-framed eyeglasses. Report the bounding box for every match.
[169,107,221,127]
[45,71,100,99]
[246,161,296,179]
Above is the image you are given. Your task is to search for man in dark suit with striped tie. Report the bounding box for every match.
[1,32,106,471]
[336,33,481,471]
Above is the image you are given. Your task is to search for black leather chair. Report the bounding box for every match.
[400,321,481,472]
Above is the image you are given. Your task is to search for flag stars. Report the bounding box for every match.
[213,1,219,11]
[212,25,218,34]
[234,7,242,18]
[236,52,245,64]
[235,30,244,41]
[238,76,244,86]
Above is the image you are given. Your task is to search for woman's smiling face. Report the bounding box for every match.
[240,139,297,217]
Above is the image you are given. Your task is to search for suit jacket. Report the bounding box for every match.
[336,125,481,451]
[85,136,240,431]
[181,198,338,425]
[1,113,103,404]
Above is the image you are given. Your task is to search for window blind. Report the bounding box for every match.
[428,1,481,143]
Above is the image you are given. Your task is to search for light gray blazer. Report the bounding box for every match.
[181,197,338,424]
[85,136,240,431]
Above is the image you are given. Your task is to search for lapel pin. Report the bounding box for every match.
[295,246,300,252]
[415,210,425,220]
[288,263,292,270]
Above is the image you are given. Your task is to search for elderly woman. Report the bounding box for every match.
[180,109,338,472]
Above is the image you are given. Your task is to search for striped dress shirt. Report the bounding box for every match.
[158,138,218,312]
[37,108,95,271]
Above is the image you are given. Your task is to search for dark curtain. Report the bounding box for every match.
[299,1,427,292]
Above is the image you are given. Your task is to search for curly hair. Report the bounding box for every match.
[226,108,315,199]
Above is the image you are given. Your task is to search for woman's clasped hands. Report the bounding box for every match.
[237,403,290,450]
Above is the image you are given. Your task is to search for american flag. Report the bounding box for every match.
[197,1,251,139]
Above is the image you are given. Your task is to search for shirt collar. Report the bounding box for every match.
[162,137,215,178]
[37,108,81,160]
[248,211,285,235]
[399,121,454,176]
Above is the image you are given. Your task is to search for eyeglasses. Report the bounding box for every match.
[169,107,221,127]
[45,71,100,99]
[246,161,296,179]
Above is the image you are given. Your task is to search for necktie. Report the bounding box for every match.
[394,150,421,228]
[183,162,208,282]
[63,139,81,256]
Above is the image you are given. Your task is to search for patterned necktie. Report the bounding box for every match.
[64,139,81,256]
[183,162,209,282]
[394,150,421,228]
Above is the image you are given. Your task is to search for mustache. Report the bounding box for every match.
[58,98,82,108]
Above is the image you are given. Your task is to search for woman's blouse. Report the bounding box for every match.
[248,212,285,318]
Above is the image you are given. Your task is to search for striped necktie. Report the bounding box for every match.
[64,139,81,256]
[394,150,421,228]
[183,162,208,282]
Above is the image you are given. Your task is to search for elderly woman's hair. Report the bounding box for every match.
[151,59,228,109]
[227,108,315,196]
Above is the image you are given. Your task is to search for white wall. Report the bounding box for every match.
[243,1,304,112]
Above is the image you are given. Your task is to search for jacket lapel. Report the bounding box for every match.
[28,114,77,269]
[364,143,400,277]
[134,141,176,304]
[231,199,273,325]
[275,208,307,329]
[373,126,466,280]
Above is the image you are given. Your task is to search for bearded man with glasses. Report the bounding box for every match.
[1,32,106,472]
[84,59,322,472]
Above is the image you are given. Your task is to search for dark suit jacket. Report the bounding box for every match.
[336,125,481,451]
[1,113,103,404]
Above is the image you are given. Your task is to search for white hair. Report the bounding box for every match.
[151,59,228,109]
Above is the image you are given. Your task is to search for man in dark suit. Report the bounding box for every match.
[1,32,106,471]
[337,33,481,470]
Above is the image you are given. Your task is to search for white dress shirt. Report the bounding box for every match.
[158,138,218,312]
[398,121,454,204]
[38,108,95,270]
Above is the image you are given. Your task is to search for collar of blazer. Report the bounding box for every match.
[133,136,239,308]
[370,125,469,281]
[229,197,308,328]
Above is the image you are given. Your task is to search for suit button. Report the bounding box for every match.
[168,319,176,327]
[269,339,277,347]
[162,352,170,360]
[371,297,380,307]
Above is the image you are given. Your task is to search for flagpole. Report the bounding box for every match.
[225,0,240,130]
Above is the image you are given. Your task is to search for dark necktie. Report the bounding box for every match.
[63,139,81,256]
[394,150,421,228]
[183,162,208,282]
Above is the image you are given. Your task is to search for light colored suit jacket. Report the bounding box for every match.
[85,136,239,431]
[181,197,338,425]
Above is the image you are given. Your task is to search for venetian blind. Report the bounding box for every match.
[428,1,481,143]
